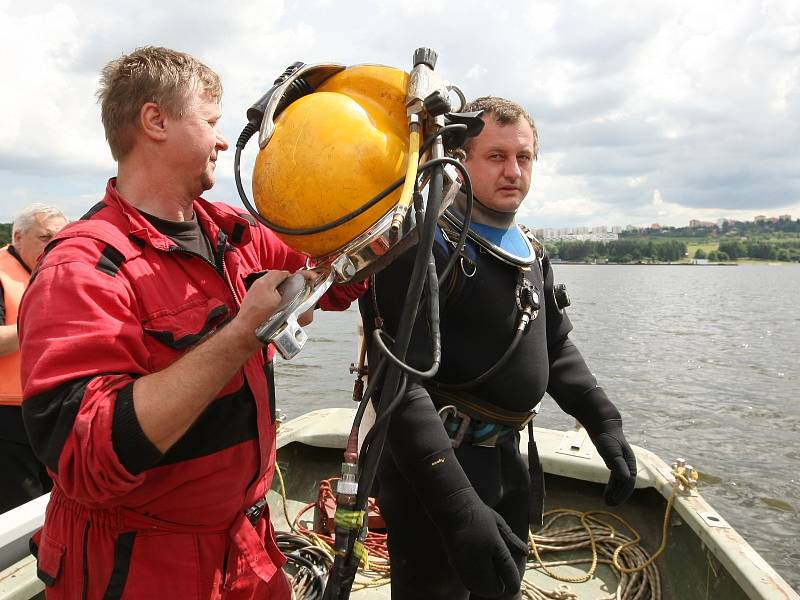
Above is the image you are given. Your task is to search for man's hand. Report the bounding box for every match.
[296,269,321,327]
[588,419,637,506]
[432,487,527,598]
[230,269,290,351]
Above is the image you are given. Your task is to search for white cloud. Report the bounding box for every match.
[0,3,111,174]
[1,0,798,227]
[465,64,488,81]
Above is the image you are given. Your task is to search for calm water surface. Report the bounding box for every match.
[275,263,800,591]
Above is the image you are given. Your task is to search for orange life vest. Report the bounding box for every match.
[0,246,30,405]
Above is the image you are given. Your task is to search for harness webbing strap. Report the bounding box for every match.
[528,420,545,528]
[428,388,536,430]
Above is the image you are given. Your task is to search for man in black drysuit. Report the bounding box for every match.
[359,96,638,599]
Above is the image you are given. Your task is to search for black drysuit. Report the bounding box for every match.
[359,220,636,599]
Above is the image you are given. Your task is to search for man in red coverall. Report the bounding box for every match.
[17,46,364,599]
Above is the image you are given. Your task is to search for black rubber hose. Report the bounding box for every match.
[419,122,468,156]
[351,357,388,428]
[369,250,442,379]
[357,373,408,467]
[323,162,446,600]
[434,159,473,285]
[354,164,445,579]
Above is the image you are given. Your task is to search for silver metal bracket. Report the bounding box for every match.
[254,269,334,359]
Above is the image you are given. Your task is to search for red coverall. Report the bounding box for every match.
[18,179,364,599]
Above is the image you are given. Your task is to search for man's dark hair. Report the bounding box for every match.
[459,96,539,160]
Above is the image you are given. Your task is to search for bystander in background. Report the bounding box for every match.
[0,204,67,513]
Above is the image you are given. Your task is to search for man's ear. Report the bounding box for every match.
[139,102,168,142]
[456,150,468,182]
[456,159,466,183]
[12,229,22,245]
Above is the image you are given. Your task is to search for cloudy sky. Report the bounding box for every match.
[1,0,798,229]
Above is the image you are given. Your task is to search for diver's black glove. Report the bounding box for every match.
[430,486,528,598]
[587,418,637,506]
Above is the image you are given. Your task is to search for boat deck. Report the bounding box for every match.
[266,408,798,600]
[268,440,672,600]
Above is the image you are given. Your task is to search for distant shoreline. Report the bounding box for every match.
[553,261,742,266]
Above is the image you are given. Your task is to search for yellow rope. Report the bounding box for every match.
[529,509,604,583]
[274,462,296,533]
[611,467,696,574]
[526,464,698,599]
[611,487,676,573]
[527,511,662,600]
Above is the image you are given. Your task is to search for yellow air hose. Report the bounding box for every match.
[389,121,422,233]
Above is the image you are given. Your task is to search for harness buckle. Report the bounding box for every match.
[245,497,268,526]
[438,405,471,449]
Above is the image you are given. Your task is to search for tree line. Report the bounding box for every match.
[714,239,800,262]
[548,239,687,263]
[549,237,800,262]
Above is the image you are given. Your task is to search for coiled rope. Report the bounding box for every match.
[274,464,697,599]
[525,509,662,599]
[524,464,698,600]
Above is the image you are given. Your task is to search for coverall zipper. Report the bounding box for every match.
[81,521,91,600]
[166,239,241,306]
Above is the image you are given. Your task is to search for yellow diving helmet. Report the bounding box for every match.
[252,64,416,261]
[234,51,471,359]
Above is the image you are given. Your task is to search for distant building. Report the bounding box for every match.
[689,219,716,228]
[533,228,619,243]
[532,213,789,241]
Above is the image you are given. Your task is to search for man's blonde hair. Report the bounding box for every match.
[459,96,539,161]
[97,46,223,161]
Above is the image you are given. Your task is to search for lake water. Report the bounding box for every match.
[274,263,800,591]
